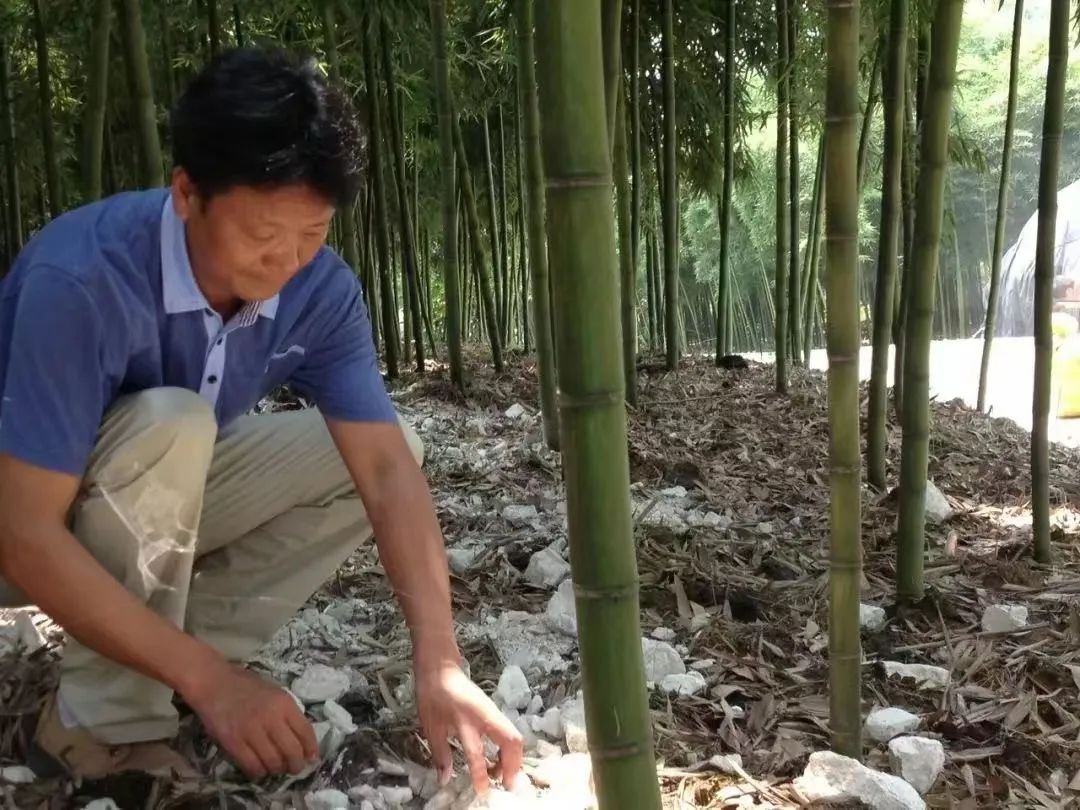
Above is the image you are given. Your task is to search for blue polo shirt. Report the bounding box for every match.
[0,188,396,477]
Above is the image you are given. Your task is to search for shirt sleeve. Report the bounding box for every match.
[288,273,397,423]
[0,269,112,476]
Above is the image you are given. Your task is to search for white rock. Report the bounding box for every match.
[321,699,358,734]
[690,659,716,671]
[538,706,563,738]
[378,756,409,776]
[860,604,887,632]
[379,785,414,806]
[83,802,121,810]
[526,694,544,715]
[661,485,688,498]
[403,761,441,799]
[513,713,539,752]
[651,627,677,642]
[641,637,686,682]
[794,751,926,810]
[888,736,946,795]
[312,721,347,760]
[483,610,574,676]
[0,765,35,783]
[660,671,707,697]
[530,750,594,790]
[535,739,563,758]
[561,695,588,753]
[545,580,578,637]
[502,504,539,524]
[924,481,953,525]
[505,403,527,419]
[703,511,730,529]
[865,707,921,742]
[883,662,951,691]
[447,547,481,575]
[305,788,350,810]
[360,802,376,810]
[292,664,351,703]
[981,604,1029,633]
[14,613,45,651]
[707,754,743,775]
[494,665,532,711]
[523,547,571,589]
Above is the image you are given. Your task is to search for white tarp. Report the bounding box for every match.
[993,177,1080,337]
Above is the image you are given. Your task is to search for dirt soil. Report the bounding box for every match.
[3,352,1080,809]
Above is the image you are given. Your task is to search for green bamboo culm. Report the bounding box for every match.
[361,13,399,379]
[515,0,559,448]
[533,3,662,807]
[379,14,426,373]
[615,92,638,405]
[867,0,908,492]
[1032,0,1070,564]
[429,0,464,389]
[715,0,735,362]
[31,0,62,217]
[82,0,111,202]
[319,2,362,282]
[602,0,623,155]
[786,0,801,366]
[454,116,505,373]
[977,0,1024,413]
[0,35,21,254]
[661,0,679,370]
[895,0,965,604]
[825,0,863,759]
[774,0,790,393]
[117,0,163,188]
[802,133,825,365]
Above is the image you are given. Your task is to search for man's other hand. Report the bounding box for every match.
[185,662,319,779]
[415,659,524,795]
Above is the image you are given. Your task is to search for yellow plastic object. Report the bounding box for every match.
[1054,331,1080,418]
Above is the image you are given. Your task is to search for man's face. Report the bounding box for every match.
[172,168,335,303]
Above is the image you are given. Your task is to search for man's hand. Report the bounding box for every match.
[415,659,524,795]
[183,661,319,780]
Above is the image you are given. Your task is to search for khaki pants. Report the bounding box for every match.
[0,387,422,744]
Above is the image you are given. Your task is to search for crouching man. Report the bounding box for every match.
[0,47,520,792]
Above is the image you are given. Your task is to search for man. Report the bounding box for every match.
[0,47,521,792]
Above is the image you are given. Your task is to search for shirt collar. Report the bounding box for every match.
[159,196,278,320]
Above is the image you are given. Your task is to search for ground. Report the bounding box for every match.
[2,350,1080,809]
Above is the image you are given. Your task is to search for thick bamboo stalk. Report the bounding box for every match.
[715,0,735,362]
[482,113,505,341]
[534,5,662,806]
[207,0,220,59]
[894,64,917,415]
[661,0,679,370]
[159,2,176,112]
[31,0,62,217]
[361,15,399,379]
[802,133,825,364]
[320,2,362,282]
[615,91,637,405]
[233,3,244,47]
[429,0,463,387]
[826,0,865,747]
[1032,0,1070,564]
[896,0,964,603]
[867,0,908,491]
[117,0,163,188]
[516,0,558,447]
[977,0,1024,412]
[774,0,790,393]
[646,228,656,350]
[629,0,641,287]
[498,105,511,344]
[513,95,530,354]
[83,0,111,202]
[454,117,504,372]
[602,0,623,154]
[379,15,425,372]
[787,0,800,366]
[856,40,883,193]
[0,37,22,255]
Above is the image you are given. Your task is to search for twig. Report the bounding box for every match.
[890,622,1051,653]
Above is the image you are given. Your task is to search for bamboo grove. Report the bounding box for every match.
[0,0,1078,797]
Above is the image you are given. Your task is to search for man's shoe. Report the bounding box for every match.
[28,693,198,781]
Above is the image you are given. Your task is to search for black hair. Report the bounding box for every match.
[170,46,364,208]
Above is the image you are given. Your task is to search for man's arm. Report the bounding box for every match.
[325,418,523,793]
[0,455,318,778]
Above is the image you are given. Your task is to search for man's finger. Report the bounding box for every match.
[247,728,286,776]
[229,739,268,781]
[268,719,309,774]
[426,722,454,785]
[456,719,491,796]
[284,707,320,762]
[475,706,523,786]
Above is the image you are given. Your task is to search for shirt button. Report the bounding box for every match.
[216,338,223,346]
[207,375,219,384]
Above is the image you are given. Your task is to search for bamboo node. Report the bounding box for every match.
[559,390,625,410]
[574,582,639,601]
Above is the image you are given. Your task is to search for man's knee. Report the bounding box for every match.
[398,417,425,468]
[109,388,217,443]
